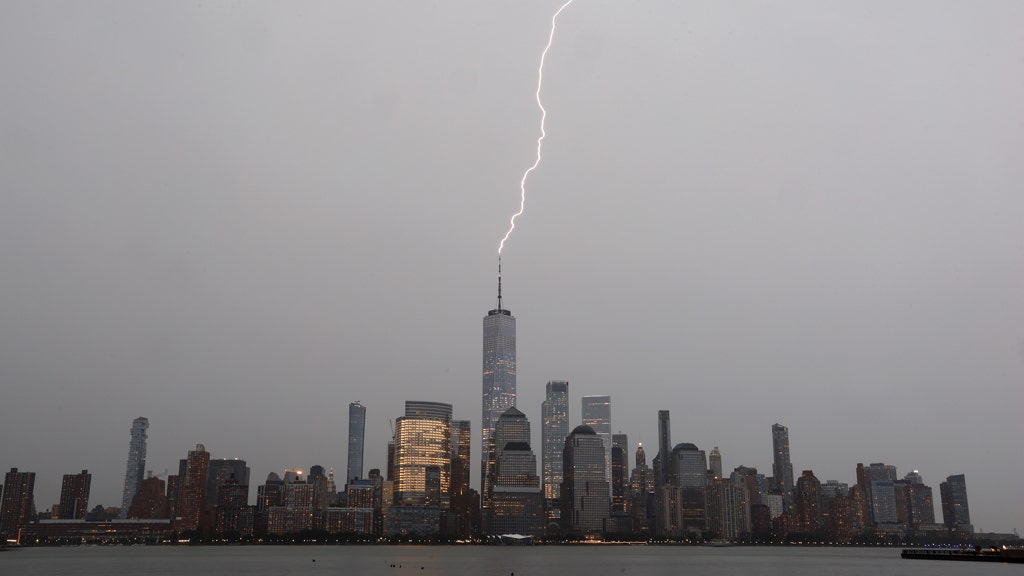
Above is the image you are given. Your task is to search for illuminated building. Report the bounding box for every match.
[629,443,654,533]
[449,419,475,537]
[0,468,36,537]
[215,476,253,536]
[709,447,723,479]
[561,425,609,534]
[206,459,249,507]
[582,395,612,483]
[393,401,452,509]
[795,470,823,532]
[706,478,746,539]
[488,407,544,535]
[771,424,794,498]
[670,443,708,534]
[940,474,971,530]
[611,434,628,514]
[178,444,210,531]
[347,401,367,484]
[127,477,168,519]
[481,272,516,506]
[119,417,149,519]
[57,470,91,520]
[541,380,568,511]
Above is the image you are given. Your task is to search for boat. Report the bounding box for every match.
[901,547,1024,563]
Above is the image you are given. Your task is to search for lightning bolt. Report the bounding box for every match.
[498,0,575,255]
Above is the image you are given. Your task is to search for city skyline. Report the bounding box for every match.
[2,1,1021,534]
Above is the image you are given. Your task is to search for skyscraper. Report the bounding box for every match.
[561,425,609,534]
[393,401,452,509]
[771,423,794,495]
[489,407,544,536]
[179,443,210,531]
[541,380,569,508]
[0,468,35,537]
[582,395,612,483]
[940,474,971,529]
[657,410,671,486]
[206,459,250,507]
[119,416,149,518]
[709,447,723,479]
[481,268,516,504]
[347,401,367,484]
[58,470,91,520]
[795,469,823,532]
[611,433,629,514]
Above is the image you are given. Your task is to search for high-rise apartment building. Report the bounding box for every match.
[940,474,971,529]
[347,401,367,484]
[58,470,91,519]
[771,423,794,495]
[481,274,516,503]
[179,443,211,531]
[795,470,823,532]
[119,416,149,518]
[657,410,671,486]
[561,425,609,534]
[582,395,612,483]
[541,380,569,508]
[0,468,36,537]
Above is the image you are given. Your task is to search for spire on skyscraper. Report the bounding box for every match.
[496,255,504,311]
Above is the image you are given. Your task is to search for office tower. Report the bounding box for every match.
[795,470,823,532]
[869,480,898,524]
[347,401,367,484]
[0,468,36,537]
[489,407,544,535]
[179,443,211,531]
[206,459,250,507]
[481,268,516,503]
[657,410,671,486]
[57,470,91,519]
[582,395,612,483]
[127,476,169,519]
[450,420,472,497]
[670,442,708,534]
[541,380,569,509]
[904,473,935,527]
[561,425,609,533]
[119,416,149,518]
[709,447,723,479]
[611,433,629,513]
[449,419,474,538]
[770,423,794,496]
[940,474,971,529]
[393,401,452,509]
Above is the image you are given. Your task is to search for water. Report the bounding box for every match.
[0,545,1012,576]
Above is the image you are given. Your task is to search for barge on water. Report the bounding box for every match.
[901,547,1024,563]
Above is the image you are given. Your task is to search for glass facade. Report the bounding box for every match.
[582,395,612,483]
[119,417,149,519]
[561,425,609,533]
[393,402,452,509]
[482,307,516,505]
[542,381,568,502]
[771,423,794,494]
[347,401,366,484]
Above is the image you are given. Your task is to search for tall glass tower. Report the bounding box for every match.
[582,395,612,483]
[347,401,366,484]
[119,417,149,518]
[481,262,516,506]
[771,423,794,495]
[542,380,569,506]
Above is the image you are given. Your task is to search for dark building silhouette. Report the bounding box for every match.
[940,474,971,530]
[0,468,36,538]
[57,470,91,520]
[128,476,169,519]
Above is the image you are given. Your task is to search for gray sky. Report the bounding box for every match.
[2,1,1022,532]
